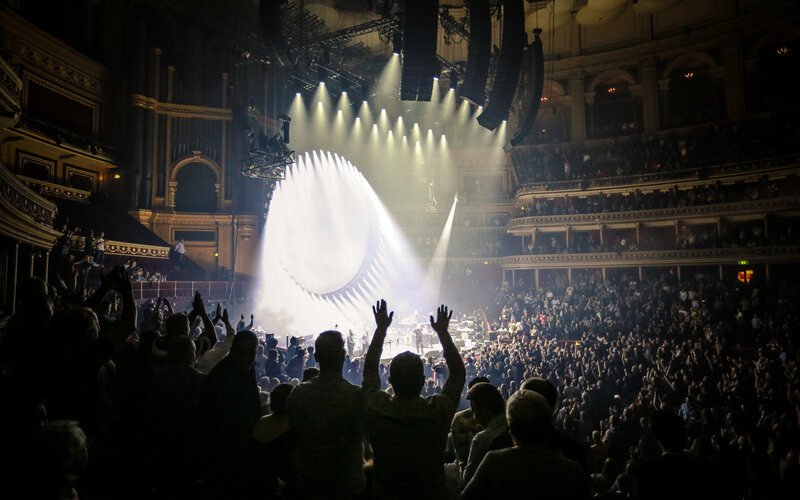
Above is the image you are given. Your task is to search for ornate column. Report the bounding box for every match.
[722,37,745,119]
[640,57,660,132]
[569,71,587,141]
[167,181,177,209]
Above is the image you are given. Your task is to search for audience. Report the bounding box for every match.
[2,255,800,499]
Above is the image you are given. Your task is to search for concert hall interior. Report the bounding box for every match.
[1,1,800,499]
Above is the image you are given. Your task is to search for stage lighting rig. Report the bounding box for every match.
[241,139,295,181]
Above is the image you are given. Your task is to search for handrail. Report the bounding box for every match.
[17,175,92,201]
[507,196,800,231]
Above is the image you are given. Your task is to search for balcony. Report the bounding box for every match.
[130,280,251,302]
[0,56,21,129]
[435,245,800,270]
[507,197,800,233]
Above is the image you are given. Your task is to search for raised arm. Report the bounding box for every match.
[246,313,254,330]
[102,266,137,352]
[430,305,466,402]
[192,291,217,350]
[363,299,393,392]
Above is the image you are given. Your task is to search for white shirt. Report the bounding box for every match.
[175,241,185,254]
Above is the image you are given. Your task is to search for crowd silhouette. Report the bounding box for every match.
[1,264,799,499]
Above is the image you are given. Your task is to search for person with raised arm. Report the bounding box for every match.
[363,300,466,499]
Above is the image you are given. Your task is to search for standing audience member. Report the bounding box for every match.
[521,377,591,473]
[287,330,366,499]
[253,383,296,498]
[363,301,466,499]
[199,329,261,498]
[462,382,511,485]
[461,390,591,500]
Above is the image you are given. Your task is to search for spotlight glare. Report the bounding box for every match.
[296,92,301,96]
[393,52,399,56]
[433,77,438,81]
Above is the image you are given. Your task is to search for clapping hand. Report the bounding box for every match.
[192,291,206,314]
[372,299,394,330]
[430,305,453,334]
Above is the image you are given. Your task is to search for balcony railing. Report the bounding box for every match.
[507,197,800,232]
[427,245,800,268]
[18,175,92,201]
[513,154,800,196]
[130,281,252,302]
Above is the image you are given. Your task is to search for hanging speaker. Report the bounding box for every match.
[477,0,525,131]
[400,0,440,101]
[460,0,491,105]
[510,29,544,146]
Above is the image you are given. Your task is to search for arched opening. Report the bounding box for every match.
[750,39,800,112]
[174,162,217,212]
[663,53,723,128]
[590,82,640,138]
[528,81,570,144]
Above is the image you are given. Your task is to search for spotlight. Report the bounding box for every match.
[342,91,347,95]
[320,81,325,85]
[296,92,301,96]
[363,100,368,104]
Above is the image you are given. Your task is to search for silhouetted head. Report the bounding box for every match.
[302,367,320,381]
[521,377,558,413]
[165,313,190,338]
[467,382,506,427]
[315,331,345,373]
[468,376,491,389]
[389,351,425,399]
[167,335,196,367]
[230,330,258,371]
[269,384,294,415]
[651,410,687,453]
[506,389,553,447]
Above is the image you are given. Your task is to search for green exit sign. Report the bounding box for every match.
[738,260,749,266]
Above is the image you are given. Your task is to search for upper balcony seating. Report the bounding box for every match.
[510,113,800,189]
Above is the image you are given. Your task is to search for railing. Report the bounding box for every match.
[67,237,170,258]
[507,197,800,231]
[0,161,57,227]
[18,175,92,202]
[0,56,22,127]
[513,155,800,196]
[424,245,800,268]
[130,281,253,302]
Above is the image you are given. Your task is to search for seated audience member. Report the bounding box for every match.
[363,301,466,499]
[461,390,591,500]
[636,411,711,500]
[253,383,296,497]
[462,382,511,485]
[521,377,591,473]
[286,330,366,499]
[199,329,261,497]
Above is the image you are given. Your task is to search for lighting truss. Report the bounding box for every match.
[241,148,295,180]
